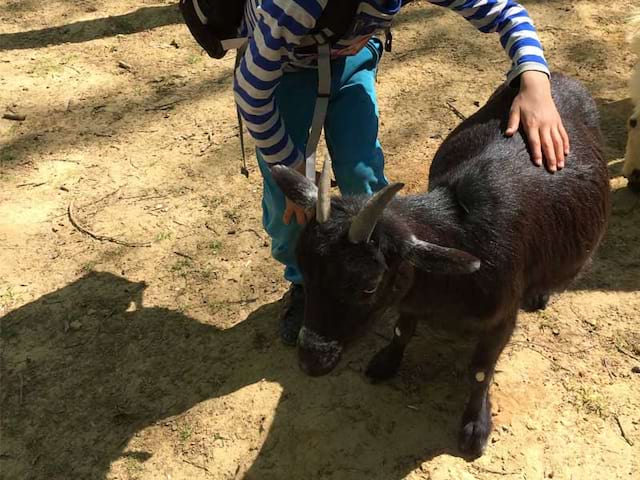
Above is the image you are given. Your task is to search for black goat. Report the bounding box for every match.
[271,73,610,457]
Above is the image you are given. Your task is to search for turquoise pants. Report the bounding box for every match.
[258,38,388,285]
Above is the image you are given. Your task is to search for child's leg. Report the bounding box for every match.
[325,38,388,196]
[257,69,318,285]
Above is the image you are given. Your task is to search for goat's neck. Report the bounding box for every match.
[394,186,463,246]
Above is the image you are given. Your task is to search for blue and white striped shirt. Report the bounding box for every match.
[234,0,550,167]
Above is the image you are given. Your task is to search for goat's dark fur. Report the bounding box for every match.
[272,73,610,457]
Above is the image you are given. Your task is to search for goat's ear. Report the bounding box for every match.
[271,165,318,210]
[403,237,481,275]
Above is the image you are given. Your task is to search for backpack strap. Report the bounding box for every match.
[235,43,249,177]
[304,42,331,181]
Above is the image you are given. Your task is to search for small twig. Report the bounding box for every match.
[446,101,467,121]
[3,112,26,121]
[602,358,615,380]
[204,222,219,234]
[615,415,634,447]
[515,343,574,374]
[616,345,640,363]
[473,465,519,476]
[120,193,168,202]
[145,99,183,112]
[16,182,46,188]
[174,251,195,261]
[197,141,216,156]
[236,228,264,239]
[52,158,81,164]
[49,187,122,220]
[117,60,132,70]
[68,200,151,248]
[182,459,213,475]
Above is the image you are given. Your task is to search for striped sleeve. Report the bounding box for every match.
[234,0,328,167]
[428,0,550,83]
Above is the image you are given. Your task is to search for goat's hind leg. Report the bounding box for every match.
[459,311,516,458]
[366,314,418,381]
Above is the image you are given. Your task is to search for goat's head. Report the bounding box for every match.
[272,159,481,376]
[624,109,640,193]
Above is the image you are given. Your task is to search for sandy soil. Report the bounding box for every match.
[1,1,639,479]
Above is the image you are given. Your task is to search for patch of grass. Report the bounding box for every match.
[576,386,609,418]
[179,423,193,442]
[171,258,192,276]
[0,147,17,164]
[201,195,223,211]
[124,455,144,478]
[31,58,64,77]
[155,231,173,242]
[187,54,203,65]
[0,286,15,304]
[224,209,240,224]
[208,240,223,254]
[81,260,98,273]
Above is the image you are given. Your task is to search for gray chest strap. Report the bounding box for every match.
[304,42,331,181]
[234,42,331,180]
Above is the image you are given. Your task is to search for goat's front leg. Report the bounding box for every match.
[366,314,418,381]
[459,312,516,458]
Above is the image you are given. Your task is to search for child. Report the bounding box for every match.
[233,0,569,344]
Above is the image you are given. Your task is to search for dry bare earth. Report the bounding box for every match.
[1,1,639,479]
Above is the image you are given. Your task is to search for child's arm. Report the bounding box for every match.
[428,0,549,82]
[233,0,328,169]
[429,0,568,171]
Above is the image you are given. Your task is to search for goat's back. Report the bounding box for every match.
[427,73,609,299]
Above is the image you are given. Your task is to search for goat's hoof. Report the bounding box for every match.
[458,412,492,458]
[365,346,403,381]
[522,292,550,312]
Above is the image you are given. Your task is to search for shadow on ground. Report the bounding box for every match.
[0,271,475,480]
[0,5,181,51]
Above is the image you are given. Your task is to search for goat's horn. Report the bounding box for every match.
[316,151,332,224]
[348,183,404,244]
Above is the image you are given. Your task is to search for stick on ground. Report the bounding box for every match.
[615,415,634,447]
[68,200,151,248]
[446,101,467,121]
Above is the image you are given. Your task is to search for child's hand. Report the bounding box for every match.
[283,197,312,225]
[282,160,313,225]
[505,71,570,173]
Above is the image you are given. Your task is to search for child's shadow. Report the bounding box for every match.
[1,271,468,480]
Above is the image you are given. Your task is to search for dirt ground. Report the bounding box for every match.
[1,1,639,479]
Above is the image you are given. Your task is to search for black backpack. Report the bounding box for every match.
[179,0,362,59]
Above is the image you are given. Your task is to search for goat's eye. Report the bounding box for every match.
[630,118,638,129]
[363,286,378,295]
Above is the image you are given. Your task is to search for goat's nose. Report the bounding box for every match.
[297,326,343,376]
[298,346,341,376]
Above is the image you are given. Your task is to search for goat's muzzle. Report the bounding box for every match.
[297,326,343,376]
